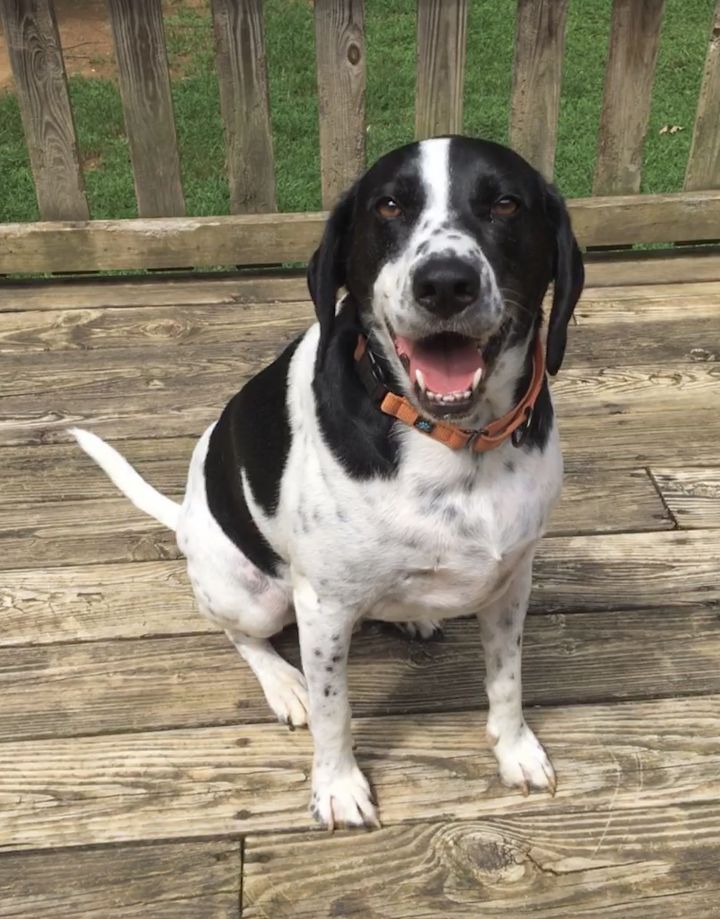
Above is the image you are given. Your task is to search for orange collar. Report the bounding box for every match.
[353,334,546,453]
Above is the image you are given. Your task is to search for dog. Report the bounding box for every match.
[71,135,584,830]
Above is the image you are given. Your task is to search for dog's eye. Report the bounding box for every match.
[491,196,520,218]
[376,197,402,219]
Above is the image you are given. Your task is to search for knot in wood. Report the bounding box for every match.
[347,42,361,65]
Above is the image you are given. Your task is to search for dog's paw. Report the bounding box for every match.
[310,765,380,831]
[259,660,309,729]
[491,723,556,796]
[395,619,444,640]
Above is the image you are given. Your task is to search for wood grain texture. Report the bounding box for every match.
[0,839,241,918]
[583,247,720,286]
[3,193,720,273]
[685,0,720,191]
[106,0,185,217]
[1,290,717,366]
[415,0,468,139]
[0,0,89,220]
[1,606,718,741]
[315,0,366,207]
[0,695,717,850]
[211,0,276,213]
[0,467,669,569]
[243,805,720,918]
[3,529,717,647]
[532,528,720,613]
[651,467,720,529]
[0,300,314,354]
[3,332,719,445]
[509,0,568,179]
[0,497,181,569]
[593,0,666,195]
[0,273,309,313]
[0,561,204,646]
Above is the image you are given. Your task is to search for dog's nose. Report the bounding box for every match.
[412,257,480,318]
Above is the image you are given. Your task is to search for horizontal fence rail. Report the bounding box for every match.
[0,0,719,274]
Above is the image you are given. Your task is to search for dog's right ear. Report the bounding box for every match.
[307,185,357,363]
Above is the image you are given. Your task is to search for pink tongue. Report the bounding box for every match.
[395,335,484,395]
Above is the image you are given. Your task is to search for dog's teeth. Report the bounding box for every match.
[472,368,484,391]
[415,368,427,393]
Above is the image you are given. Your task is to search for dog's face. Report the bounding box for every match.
[309,136,584,423]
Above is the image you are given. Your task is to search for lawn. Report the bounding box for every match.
[0,0,715,223]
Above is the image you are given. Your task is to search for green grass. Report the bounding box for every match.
[0,0,715,223]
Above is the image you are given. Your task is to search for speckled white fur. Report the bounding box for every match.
[71,138,564,830]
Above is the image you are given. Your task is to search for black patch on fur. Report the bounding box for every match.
[313,300,401,479]
[504,460,515,473]
[204,337,301,575]
[511,325,554,452]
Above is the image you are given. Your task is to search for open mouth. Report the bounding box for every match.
[393,331,486,417]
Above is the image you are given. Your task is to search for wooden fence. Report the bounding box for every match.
[0,0,719,274]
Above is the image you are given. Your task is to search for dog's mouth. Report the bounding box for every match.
[393,331,487,417]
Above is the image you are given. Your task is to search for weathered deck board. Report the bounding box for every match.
[243,804,720,918]
[0,467,669,569]
[0,839,241,918]
[0,696,717,851]
[0,263,718,914]
[3,529,716,648]
[1,606,717,742]
[0,274,310,313]
[0,297,718,368]
[651,467,720,529]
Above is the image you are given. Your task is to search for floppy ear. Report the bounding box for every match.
[545,185,584,375]
[307,186,357,363]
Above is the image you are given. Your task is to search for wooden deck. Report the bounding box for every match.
[1,253,720,917]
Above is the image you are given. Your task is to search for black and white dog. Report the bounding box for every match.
[72,136,583,830]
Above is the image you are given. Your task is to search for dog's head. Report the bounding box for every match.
[308,136,584,424]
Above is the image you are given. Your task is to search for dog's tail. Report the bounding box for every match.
[69,427,181,531]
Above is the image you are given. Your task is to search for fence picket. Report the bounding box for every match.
[0,0,89,220]
[510,0,569,179]
[106,0,185,217]
[211,0,276,213]
[315,0,366,208]
[593,0,666,196]
[415,0,468,140]
[685,0,720,191]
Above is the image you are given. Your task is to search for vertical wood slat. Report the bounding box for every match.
[593,0,666,196]
[415,0,468,140]
[509,0,569,180]
[0,0,89,220]
[106,0,185,217]
[685,0,720,191]
[211,0,276,213]
[314,0,366,208]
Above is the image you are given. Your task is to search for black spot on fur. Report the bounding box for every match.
[416,240,429,256]
[504,460,516,473]
[325,665,334,673]
[494,653,503,671]
[314,648,322,657]
[323,685,331,697]
[516,635,522,647]
[331,654,342,663]
[205,337,302,575]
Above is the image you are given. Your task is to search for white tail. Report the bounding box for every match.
[69,428,181,531]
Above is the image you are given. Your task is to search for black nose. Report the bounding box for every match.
[412,257,480,318]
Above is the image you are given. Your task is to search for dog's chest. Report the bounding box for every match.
[292,433,563,616]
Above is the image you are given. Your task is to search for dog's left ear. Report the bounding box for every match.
[545,185,584,375]
[307,185,357,363]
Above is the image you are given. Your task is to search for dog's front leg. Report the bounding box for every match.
[293,573,379,830]
[477,550,557,796]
